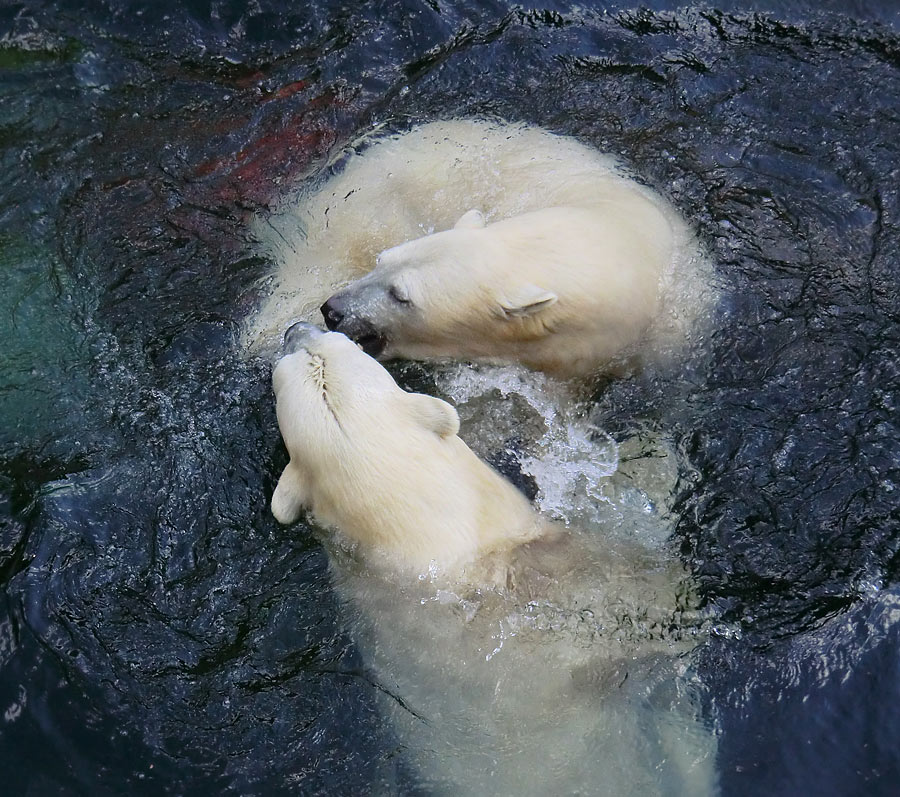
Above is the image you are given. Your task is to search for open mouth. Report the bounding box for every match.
[354,330,387,358]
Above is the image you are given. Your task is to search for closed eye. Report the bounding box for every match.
[389,284,412,305]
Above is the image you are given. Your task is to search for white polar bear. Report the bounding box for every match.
[270,324,717,796]
[245,119,715,377]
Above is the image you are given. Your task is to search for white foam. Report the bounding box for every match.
[434,361,679,546]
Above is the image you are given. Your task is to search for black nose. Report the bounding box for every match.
[321,297,345,331]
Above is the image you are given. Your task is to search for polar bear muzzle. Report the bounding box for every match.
[320,295,387,357]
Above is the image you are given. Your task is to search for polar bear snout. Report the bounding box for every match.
[321,296,346,331]
[283,321,325,353]
[321,295,387,357]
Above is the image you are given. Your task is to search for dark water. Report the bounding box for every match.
[1,1,898,794]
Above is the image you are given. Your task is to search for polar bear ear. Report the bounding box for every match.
[453,209,486,230]
[406,393,461,439]
[272,463,307,524]
[497,284,558,318]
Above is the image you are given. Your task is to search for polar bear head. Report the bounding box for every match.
[320,203,671,377]
[320,209,562,366]
[271,323,460,526]
[271,323,541,573]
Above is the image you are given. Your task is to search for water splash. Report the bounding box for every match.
[435,363,650,529]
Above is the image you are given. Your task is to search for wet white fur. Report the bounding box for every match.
[337,202,670,376]
[272,329,544,575]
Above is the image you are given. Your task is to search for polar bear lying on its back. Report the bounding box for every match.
[246,120,713,376]
[270,324,717,795]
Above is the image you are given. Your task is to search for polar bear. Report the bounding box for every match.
[321,203,670,377]
[244,119,714,375]
[270,323,717,796]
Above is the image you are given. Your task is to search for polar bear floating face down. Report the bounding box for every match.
[271,323,542,575]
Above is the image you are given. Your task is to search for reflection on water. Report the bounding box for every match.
[1,1,899,794]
